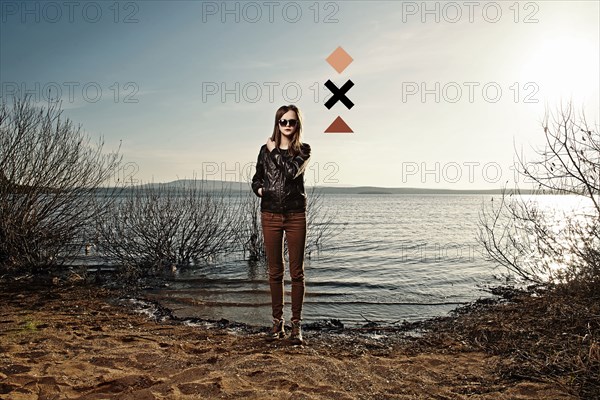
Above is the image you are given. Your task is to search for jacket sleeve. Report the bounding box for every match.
[251,146,265,197]
[268,143,311,180]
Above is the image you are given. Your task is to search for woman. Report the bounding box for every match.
[251,104,311,344]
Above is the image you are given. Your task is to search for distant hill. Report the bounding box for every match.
[116,179,537,195]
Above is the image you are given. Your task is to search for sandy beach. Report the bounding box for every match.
[0,276,580,399]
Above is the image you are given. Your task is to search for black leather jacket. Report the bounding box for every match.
[251,143,311,213]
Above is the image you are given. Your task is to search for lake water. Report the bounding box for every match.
[137,194,507,327]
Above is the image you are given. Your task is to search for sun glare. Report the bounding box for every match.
[519,35,599,102]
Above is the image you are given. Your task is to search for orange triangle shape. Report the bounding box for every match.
[325,116,353,133]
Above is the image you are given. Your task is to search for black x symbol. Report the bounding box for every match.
[324,79,354,110]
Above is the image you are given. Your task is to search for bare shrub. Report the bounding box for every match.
[233,190,264,262]
[0,96,123,274]
[236,183,345,262]
[478,101,599,288]
[93,180,242,280]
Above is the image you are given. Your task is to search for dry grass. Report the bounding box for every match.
[413,283,600,398]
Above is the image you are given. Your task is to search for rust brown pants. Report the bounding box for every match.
[260,210,307,322]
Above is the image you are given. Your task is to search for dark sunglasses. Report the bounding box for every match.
[278,119,298,127]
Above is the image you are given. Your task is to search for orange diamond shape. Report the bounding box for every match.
[326,46,353,74]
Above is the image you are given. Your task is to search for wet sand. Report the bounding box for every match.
[0,277,576,399]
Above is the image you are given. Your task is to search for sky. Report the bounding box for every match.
[1,0,599,190]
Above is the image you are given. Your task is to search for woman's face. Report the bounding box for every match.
[279,110,298,138]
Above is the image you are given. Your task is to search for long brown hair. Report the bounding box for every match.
[271,105,307,158]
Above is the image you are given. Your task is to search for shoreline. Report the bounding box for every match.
[112,273,529,334]
[0,274,587,399]
[118,287,500,337]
